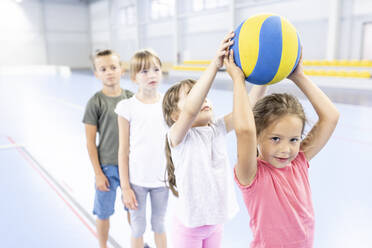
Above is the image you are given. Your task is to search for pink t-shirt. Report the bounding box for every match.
[234,152,314,248]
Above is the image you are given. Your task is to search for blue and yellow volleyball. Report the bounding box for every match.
[231,14,301,85]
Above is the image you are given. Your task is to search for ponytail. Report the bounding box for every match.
[165,135,178,197]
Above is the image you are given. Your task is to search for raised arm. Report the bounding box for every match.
[224,84,267,133]
[248,85,267,106]
[288,55,340,161]
[117,116,138,210]
[225,50,258,186]
[169,31,235,146]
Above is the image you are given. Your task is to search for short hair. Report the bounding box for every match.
[91,49,120,71]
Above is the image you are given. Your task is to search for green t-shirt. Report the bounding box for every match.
[82,89,134,166]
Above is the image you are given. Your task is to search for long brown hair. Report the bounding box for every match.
[162,79,196,197]
[253,93,307,140]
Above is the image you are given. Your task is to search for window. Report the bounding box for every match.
[193,0,229,11]
[120,5,136,26]
[151,0,175,20]
[193,0,203,11]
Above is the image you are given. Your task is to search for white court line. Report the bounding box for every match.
[0,143,24,150]
[4,135,121,247]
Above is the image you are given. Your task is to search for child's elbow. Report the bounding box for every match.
[331,108,340,124]
[324,108,340,130]
[235,125,255,136]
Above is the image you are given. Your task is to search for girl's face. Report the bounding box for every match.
[134,58,162,91]
[94,55,122,87]
[173,85,213,127]
[257,114,303,168]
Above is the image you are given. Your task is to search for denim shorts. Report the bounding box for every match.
[93,165,127,220]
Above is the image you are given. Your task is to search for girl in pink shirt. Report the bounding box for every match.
[224,50,340,248]
[162,32,266,248]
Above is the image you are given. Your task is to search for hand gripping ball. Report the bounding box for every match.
[231,13,301,85]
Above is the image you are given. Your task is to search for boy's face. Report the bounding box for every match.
[94,55,122,87]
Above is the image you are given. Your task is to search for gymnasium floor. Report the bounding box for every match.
[1,70,372,247]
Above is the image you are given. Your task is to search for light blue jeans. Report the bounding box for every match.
[129,183,169,238]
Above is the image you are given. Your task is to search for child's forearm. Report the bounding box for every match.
[183,61,219,116]
[117,117,131,189]
[291,74,339,122]
[248,85,267,106]
[86,142,104,176]
[118,151,131,190]
[184,32,233,116]
[233,77,255,133]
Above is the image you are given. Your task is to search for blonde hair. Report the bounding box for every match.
[130,49,162,81]
[162,79,196,197]
[253,93,307,138]
[91,49,120,71]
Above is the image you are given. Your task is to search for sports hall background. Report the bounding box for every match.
[1,0,372,247]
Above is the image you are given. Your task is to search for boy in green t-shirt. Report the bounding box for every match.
[83,49,133,248]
